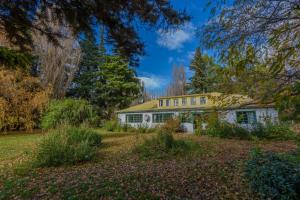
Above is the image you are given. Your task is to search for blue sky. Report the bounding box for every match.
[136,0,211,94]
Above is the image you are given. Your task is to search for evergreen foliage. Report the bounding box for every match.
[69,35,141,118]
[68,35,102,100]
[0,0,189,65]
[0,47,34,71]
[189,48,220,93]
[41,99,98,130]
[92,56,140,118]
[245,150,300,200]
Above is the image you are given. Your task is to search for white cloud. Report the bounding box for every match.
[168,57,174,63]
[187,50,195,60]
[156,22,196,50]
[138,75,168,90]
[167,50,196,66]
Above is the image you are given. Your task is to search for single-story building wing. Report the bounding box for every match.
[117,92,278,133]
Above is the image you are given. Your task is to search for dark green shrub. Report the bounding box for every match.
[204,121,297,141]
[41,99,98,129]
[204,122,251,140]
[245,149,300,200]
[252,122,297,140]
[34,126,102,167]
[134,132,201,159]
[104,120,122,132]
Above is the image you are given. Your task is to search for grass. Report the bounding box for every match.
[133,132,202,159]
[0,132,43,169]
[0,130,298,199]
[34,127,102,167]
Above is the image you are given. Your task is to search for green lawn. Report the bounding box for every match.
[0,132,43,169]
[0,130,298,199]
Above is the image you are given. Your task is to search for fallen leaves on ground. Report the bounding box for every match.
[0,133,297,200]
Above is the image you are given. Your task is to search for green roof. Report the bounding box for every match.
[117,100,158,113]
[117,93,274,113]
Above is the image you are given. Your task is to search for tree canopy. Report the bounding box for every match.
[188,48,220,94]
[68,35,140,118]
[201,0,300,120]
[92,56,141,118]
[0,0,189,65]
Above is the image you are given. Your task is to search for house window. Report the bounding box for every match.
[236,111,257,124]
[200,97,206,105]
[166,99,170,107]
[153,113,174,123]
[174,99,179,106]
[182,98,187,106]
[190,97,196,105]
[126,114,143,123]
[159,100,163,107]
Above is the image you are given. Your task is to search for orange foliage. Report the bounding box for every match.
[0,67,51,131]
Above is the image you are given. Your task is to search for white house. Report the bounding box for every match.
[117,93,278,133]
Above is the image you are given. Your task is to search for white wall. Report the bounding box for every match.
[219,107,279,129]
[118,107,279,133]
[118,112,179,129]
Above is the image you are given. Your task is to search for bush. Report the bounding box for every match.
[134,131,200,159]
[34,126,102,167]
[41,99,98,129]
[204,122,251,140]
[245,149,300,200]
[0,68,51,131]
[204,121,297,141]
[252,122,297,140]
[161,117,182,133]
[104,119,122,132]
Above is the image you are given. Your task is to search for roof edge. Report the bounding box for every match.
[116,103,276,114]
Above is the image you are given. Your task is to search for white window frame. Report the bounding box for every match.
[182,98,187,106]
[236,111,257,124]
[153,113,174,123]
[166,99,170,107]
[126,114,143,123]
[159,100,163,107]
[200,97,206,105]
[174,99,179,106]
[190,97,196,105]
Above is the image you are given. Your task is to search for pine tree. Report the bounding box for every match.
[68,34,101,99]
[93,56,140,118]
[68,32,141,118]
[188,48,222,94]
[99,26,106,60]
[189,48,209,93]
